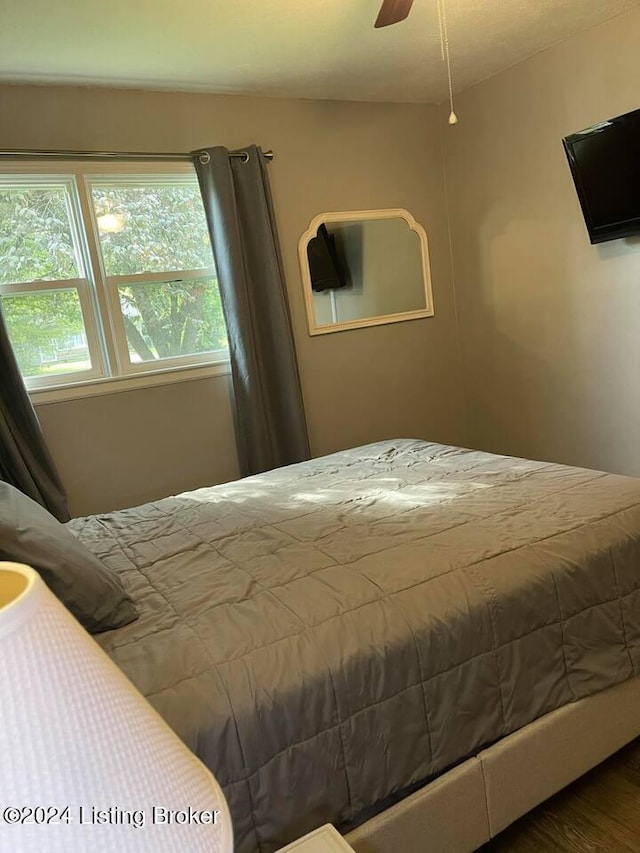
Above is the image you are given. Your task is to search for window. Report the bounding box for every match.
[0,163,228,395]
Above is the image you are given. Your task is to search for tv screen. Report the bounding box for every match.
[563,107,640,244]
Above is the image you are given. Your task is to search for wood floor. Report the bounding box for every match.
[481,737,640,852]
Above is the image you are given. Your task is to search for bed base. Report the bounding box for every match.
[345,677,640,852]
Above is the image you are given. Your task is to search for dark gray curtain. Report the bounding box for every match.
[193,145,310,476]
[0,306,70,521]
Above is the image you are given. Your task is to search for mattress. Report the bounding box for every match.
[68,439,640,852]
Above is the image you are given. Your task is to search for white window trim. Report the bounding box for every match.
[29,360,232,406]
[0,160,230,399]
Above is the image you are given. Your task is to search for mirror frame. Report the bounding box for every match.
[298,208,434,336]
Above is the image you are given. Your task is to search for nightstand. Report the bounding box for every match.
[276,824,356,852]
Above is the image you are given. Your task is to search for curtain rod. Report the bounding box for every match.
[0,148,274,162]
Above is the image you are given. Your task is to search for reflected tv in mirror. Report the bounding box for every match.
[563,107,640,244]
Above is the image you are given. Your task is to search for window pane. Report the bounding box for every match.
[92,183,215,276]
[117,278,227,363]
[0,289,91,378]
[0,185,80,284]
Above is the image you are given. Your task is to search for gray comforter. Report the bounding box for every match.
[69,440,640,852]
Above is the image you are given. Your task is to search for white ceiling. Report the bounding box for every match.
[0,0,637,103]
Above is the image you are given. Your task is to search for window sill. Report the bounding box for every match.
[30,360,232,405]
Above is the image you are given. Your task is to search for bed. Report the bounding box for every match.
[67,439,640,852]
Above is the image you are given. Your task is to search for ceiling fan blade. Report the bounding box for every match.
[374,0,414,28]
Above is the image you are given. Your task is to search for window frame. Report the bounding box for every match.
[0,161,230,401]
[0,173,108,389]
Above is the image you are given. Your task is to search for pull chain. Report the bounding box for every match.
[437,0,458,124]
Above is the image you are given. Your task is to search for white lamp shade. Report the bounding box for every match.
[0,562,233,852]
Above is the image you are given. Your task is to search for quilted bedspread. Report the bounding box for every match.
[68,440,640,852]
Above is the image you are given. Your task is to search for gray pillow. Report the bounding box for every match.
[0,482,137,633]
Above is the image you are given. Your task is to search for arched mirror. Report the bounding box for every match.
[299,208,434,335]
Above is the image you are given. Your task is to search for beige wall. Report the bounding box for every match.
[36,376,240,515]
[444,7,640,476]
[0,84,465,514]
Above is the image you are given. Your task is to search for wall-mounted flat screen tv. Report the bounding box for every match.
[563,107,640,244]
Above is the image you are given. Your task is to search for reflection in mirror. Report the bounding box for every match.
[299,209,433,335]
